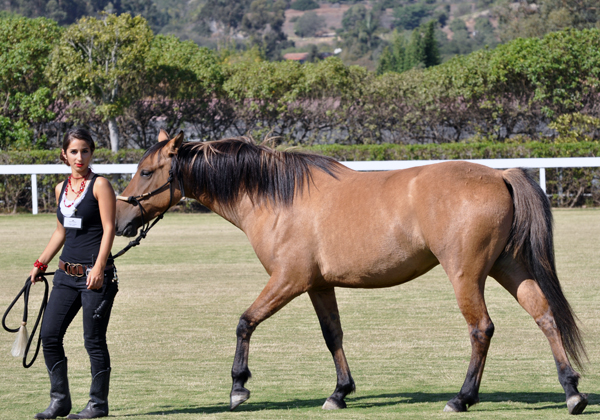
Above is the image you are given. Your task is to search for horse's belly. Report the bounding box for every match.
[319,246,438,289]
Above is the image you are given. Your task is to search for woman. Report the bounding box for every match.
[29,127,117,419]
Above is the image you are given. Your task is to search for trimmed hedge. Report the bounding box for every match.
[1,142,598,213]
[309,141,600,160]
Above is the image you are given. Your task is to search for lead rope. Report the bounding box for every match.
[2,274,51,368]
[112,195,164,259]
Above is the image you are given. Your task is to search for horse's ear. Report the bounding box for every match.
[158,129,169,142]
[164,131,184,157]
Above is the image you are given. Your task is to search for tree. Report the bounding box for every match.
[393,2,433,30]
[290,0,319,11]
[123,34,225,147]
[1,0,91,25]
[440,19,474,57]
[473,17,498,49]
[46,13,153,152]
[305,44,319,62]
[294,11,326,38]
[338,5,384,59]
[241,0,292,60]
[405,25,425,69]
[117,0,166,32]
[1,0,164,29]
[377,29,407,74]
[377,21,440,74]
[496,0,599,42]
[422,20,440,67]
[200,0,251,36]
[0,14,62,149]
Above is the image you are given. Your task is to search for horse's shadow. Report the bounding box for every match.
[123,391,597,416]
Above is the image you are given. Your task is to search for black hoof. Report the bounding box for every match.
[443,402,466,412]
[567,394,588,415]
[322,397,346,410]
[444,395,477,413]
[230,388,250,410]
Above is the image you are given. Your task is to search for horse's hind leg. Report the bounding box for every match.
[308,288,355,410]
[444,270,495,412]
[491,260,587,415]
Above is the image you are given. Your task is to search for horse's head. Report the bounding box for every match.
[115,130,184,237]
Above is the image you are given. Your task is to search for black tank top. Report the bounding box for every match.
[57,174,113,266]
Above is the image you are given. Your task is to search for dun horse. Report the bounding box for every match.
[115,131,587,414]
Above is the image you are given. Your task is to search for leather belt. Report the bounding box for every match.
[59,260,113,277]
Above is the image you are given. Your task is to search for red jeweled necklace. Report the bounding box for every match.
[64,171,90,208]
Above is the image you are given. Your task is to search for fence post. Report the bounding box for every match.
[31,174,38,215]
[539,167,546,194]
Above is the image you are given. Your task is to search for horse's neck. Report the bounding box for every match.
[201,195,281,236]
[188,192,248,230]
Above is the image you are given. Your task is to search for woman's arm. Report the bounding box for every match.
[86,176,116,290]
[30,183,67,283]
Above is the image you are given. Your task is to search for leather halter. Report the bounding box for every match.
[113,159,178,259]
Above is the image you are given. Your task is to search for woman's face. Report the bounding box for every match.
[63,138,93,174]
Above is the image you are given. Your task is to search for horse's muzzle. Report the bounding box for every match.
[116,222,138,238]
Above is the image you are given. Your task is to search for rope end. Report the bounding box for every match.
[11,324,29,358]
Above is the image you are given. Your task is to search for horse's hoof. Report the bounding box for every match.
[567,394,588,415]
[230,390,250,410]
[443,399,470,412]
[443,404,459,412]
[322,397,346,410]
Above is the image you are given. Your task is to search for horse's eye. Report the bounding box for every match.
[141,170,153,178]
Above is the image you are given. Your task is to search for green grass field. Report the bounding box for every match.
[1,210,599,419]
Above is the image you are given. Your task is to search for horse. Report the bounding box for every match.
[114,130,587,415]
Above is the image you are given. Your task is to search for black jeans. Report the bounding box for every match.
[41,267,115,376]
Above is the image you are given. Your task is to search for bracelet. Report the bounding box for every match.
[34,260,48,272]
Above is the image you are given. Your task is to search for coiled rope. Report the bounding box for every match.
[2,273,51,368]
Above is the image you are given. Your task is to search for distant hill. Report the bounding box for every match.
[2,0,596,68]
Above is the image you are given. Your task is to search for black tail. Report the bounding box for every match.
[502,168,586,370]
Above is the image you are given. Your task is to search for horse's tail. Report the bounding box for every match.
[501,168,586,370]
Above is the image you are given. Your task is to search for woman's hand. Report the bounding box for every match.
[86,265,105,290]
[29,266,44,284]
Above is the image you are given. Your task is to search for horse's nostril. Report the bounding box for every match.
[124,224,138,237]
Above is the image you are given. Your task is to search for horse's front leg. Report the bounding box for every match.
[230,272,305,410]
[230,317,254,410]
[308,288,355,410]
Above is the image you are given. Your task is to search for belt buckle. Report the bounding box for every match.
[67,262,85,277]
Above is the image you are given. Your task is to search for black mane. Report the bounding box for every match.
[144,138,342,208]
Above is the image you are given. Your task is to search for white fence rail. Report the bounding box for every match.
[1,164,138,215]
[1,158,600,214]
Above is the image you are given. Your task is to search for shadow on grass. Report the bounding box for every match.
[123,391,597,416]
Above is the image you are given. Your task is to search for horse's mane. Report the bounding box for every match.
[142,137,342,208]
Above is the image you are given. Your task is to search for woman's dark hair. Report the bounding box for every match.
[60,127,96,164]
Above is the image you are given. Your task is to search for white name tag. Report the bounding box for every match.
[64,217,83,229]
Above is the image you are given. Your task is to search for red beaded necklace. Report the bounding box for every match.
[64,171,90,208]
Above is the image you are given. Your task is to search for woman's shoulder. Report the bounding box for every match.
[55,181,65,194]
[93,174,111,187]
[55,181,65,206]
[92,174,115,195]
